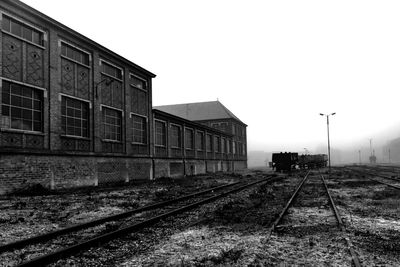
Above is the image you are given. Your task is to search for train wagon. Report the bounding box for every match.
[298,154,328,169]
[272,152,298,172]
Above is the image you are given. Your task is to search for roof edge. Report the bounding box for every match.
[8,0,156,78]
[153,109,234,137]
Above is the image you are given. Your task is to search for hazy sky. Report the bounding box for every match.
[20,0,400,153]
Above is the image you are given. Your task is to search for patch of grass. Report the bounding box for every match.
[195,247,244,266]
[371,188,400,200]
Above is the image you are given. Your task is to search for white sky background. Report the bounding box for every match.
[21,0,400,153]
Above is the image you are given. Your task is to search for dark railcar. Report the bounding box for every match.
[272,152,298,172]
[298,154,328,169]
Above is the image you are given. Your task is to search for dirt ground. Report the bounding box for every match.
[1,167,399,266]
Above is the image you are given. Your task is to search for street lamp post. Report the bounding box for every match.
[320,112,336,173]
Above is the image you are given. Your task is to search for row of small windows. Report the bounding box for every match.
[153,122,241,154]
[211,122,245,140]
[0,83,244,155]
[0,81,147,145]
[2,15,44,46]
[2,14,148,89]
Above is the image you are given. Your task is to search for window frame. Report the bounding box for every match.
[101,105,123,142]
[206,133,213,152]
[170,123,182,149]
[1,80,44,133]
[1,12,46,48]
[129,73,147,92]
[196,130,205,151]
[99,59,123,82]
[184,127,194,150]
[60,40,91,67]
[130,73,148,116]
[60,94,90,139]
[130,113,147,145]
[154,119,167,147]
[214,136,221,153]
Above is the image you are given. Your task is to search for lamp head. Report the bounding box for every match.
[331,112,336,116]
[319,113,324,116]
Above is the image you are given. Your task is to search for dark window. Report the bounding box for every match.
[196,131,204,150]
[237,142,242,155]
[214,136,220,152]
[131,87,147,115]
[61,42,89,66]
[155,120,166,146]
[1,81,43,131]
[221,138,226,153]
[2,16,10,32]
[130,75,147,90]
[206,134,212,152]
[237,126,242,136]
[101,61,122,80]
[185,128,194,150]
[103,107,122,141]
[170,125,181,148]
[2,15,43,46]
[61,97,89,137]
[211,123,220,130]
[132,115,147,144]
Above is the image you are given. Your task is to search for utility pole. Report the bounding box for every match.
[320,113,336,174]
[369,138,373,157]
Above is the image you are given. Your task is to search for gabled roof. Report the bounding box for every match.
[154,101,246,126]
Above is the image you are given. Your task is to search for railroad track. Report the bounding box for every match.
[267,170,361,267]
[345,167,400,190]
[0,176,276,266]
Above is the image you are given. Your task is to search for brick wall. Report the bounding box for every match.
[185,160,206,176]
[234,160,247,170]
[0,155,52,195]
[0,154,153,195]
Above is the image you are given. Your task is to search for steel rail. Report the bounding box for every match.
[345,167,400,190]
[320,173,361,267]
[0,181,240,252]
[16,177,275,267]
[348,167,400,182]
[320,174,344,229]
[269,171,310,232]
[367,178,400,190]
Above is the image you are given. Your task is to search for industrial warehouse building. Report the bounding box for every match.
[0,0,247,194]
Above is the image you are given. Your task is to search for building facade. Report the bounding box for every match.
[154,101,248,167]
[0,0,247,195]
[153,109,243,178]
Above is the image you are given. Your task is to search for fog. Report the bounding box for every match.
[21,0,400,157]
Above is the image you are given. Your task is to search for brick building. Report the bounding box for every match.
[0,0,247,194]
[155,101,248,164]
